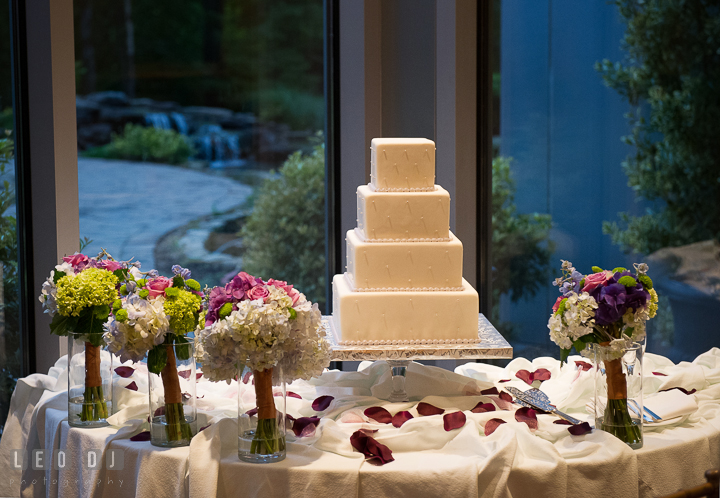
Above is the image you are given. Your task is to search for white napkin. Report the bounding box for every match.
[644,389,698,420]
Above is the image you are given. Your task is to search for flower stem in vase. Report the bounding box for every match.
[252,368,285,455]
[600,345,642,447]
[82,342,107,421]
[160,344,193,441]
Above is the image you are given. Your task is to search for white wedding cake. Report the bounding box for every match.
[332,138,479,345]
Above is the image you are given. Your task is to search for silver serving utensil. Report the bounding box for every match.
[627,400,654,422]
[505,386,583,425]
[629,398,662,422]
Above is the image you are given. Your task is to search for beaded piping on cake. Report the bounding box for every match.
[344,273,463,292]
[353,227,452,243]
[368,183,437,193]
[337,338,476,346]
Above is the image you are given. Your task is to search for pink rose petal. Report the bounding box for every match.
[359,428,378,435]
[471,402,496,413]
[125,381,138,391]
[515,370,533,385]
[574,361,592,371]
[292,416,320,437]
[417,402,445,416]
[242,371,253,384]
[484,418,506,436]
[443,411,466,431]
[114,366,134,378]
[553,419,573,425]
[515,407,538,430]
[480,387,499,396]
[350,430,394,465]
[652,372,668,376]
[245,407,258,417]
[660,387,697,395]
[178,370,191,380]
[130,431,151,442]
[364,406,392,424]
[568,422,592,436]
[392,411,413,428]
[312,395,334,412]
[533,368,551,382]
[487,395,514,411]
[340,412,365,424]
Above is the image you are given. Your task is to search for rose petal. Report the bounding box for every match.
[574,361,592,371]
[340,412,365,424]
[292,416,321,437]
[196,373,203,380]
[568,422,592,436]
[515,370,533,385]
[487,395,514,411]
[125,381,138,391]
[471,402,496,413]
[153,406,165,417]
[480,387,499,396]
[499,391,513,403]
[660,387,697,395]
[499,379,511,383]
[312,395,334,412]
[242,371,253,384]
[532,368,551,382]
[515,407,538,430]
[199,424,211,432]
[364,406,392,424]
[553,419,573,425]
[350,430,394,465]
[130,431,151,442]
[443,411,466,431]
[178,370,191,380]
[417,402,445,416]
[652,372,668,376]
[245,407,258,417]
[484,418,506,436]
[359,428,378,435]
[274,391,302,399]
[114,366,134,378]
[392,411,413,428]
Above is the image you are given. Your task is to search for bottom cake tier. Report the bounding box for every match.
[331,273,479,345]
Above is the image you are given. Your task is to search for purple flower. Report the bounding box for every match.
[172,265,192,279]
[591,283,628,325]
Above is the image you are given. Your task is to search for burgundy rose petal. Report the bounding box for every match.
[568,422,592,436]
[553,419,573,425]
[242,371,253,384]
[392,411,413,428]
[287,414,296,423]
[196,373,203,380]
[245,407,258,417]
[499,379,511,383]
[480,387,500,396]
[199,424,211,432]
[499,391,513,403]
[153,406,165,417]
[515,407,539,430]
[574,361,592,371]
[660,387,697,395]
[125,381,138,391]
[533,368,552,382]
[312,395,334,412]
[292,416,321,437]
[364,406,392,424]
[652,372,668,376]
[114,366,134,378]
[484,418,507,436]
[443,411,467,431]
[471,402,496,414]
[178,370,191,380]
[515,370,533,385]
[130,431,151,442]
[417,402,445,416]
[288,391,302,399]
[350,430,394,465]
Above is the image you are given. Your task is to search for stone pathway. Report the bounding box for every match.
[78,158,253,271]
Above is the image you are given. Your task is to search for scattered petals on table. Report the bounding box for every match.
[417,402,445,416]
[499,391,513,403]
[196,373,203,380]
[568,422,592,436]
[359,428,378,435]
[574,361,592,371]
[178,370,192,380]
[114,366,134,378]
[443,411,466,431]
[516,368,552,385]
[199,424,211,432]
[392,411,413,428]
[553,419,573,425]
[130,431,151,442]
[275,391,302,399]
[242,371,253,384]
[350,430,394,465]
[486,395,513,411]
[125,381,138,391]
[292,416,320,437]
[480,387,499,396]
[364,406,392,424]
[471,402,496,414]
[660,387,697,395]
[312,395,334,411]
[652,372,668,376]
[154,406,165,417]
[484,418,506,436]
[498,379,511,383]
[515,407,538,430]
[245,407,258,417]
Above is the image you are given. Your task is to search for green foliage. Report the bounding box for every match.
[240,145,325,308]
[597,0,720,254]
[85,124,195,165]
[492,157,554,330]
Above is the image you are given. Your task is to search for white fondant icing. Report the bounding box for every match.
[370,138,435,191]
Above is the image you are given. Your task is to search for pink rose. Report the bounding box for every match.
[582,271,613,292]
[287,288,300,305]
[96,260,123,272]
[146,276,172,298]
[247,285,269,301]
[63,253,89,267]
[266,279,287,289]
[552,296,564,313]
[267,278,300,304]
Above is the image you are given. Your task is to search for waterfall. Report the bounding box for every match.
[170,112,188,135]
[145,113,171,129]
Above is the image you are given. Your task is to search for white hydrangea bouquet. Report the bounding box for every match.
[196,272,331,456]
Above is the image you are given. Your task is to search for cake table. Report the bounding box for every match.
[325,313,513,401]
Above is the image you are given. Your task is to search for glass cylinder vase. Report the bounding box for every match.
[594,342,644,449]
[238,365,286,463]
[148,340,197,447]
[68,333,113,428]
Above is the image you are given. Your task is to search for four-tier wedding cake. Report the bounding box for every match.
[332,138,479,345]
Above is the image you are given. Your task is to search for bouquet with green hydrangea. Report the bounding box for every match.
[104,265,203,442]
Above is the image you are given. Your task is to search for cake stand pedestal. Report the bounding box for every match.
[324,314,513,402]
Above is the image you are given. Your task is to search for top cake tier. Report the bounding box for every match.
[370,138,435,191]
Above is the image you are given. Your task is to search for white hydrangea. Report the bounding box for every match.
[103,295,170,362]
[547,292,598,352]
[38,262,75,317]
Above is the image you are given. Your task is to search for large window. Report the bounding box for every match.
[73,0,328,308]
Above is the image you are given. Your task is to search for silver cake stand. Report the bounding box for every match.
[323,314,513,402]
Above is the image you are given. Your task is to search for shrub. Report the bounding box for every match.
[85,124,195,165]
[240,144,326,308]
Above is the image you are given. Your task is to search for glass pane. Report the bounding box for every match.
[74,0,327,308]
[493,1,716,362]
[0,4,21,434]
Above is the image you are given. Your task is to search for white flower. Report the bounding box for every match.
[103,295,170,362]
[547,292,598,352]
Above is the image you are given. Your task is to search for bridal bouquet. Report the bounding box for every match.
[104,265,203,443]
[39,251,139,422]
[196,272,330,458]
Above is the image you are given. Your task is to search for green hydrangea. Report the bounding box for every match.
[164,288,201,335]
[591,266,604,273]
[56,268,119,317]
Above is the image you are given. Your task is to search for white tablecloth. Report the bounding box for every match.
[2,349,720,498]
